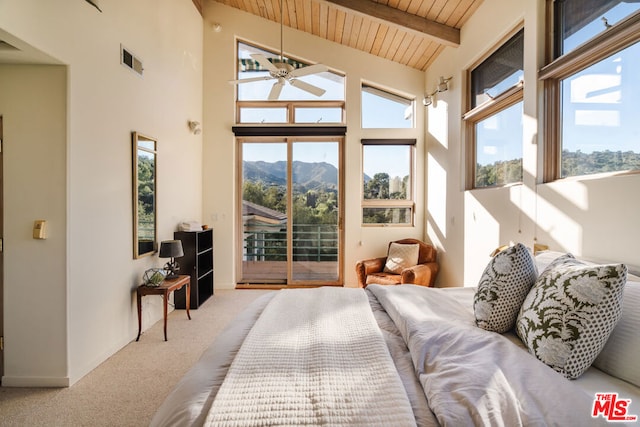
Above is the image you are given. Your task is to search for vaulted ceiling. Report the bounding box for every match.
[208,0,484,71]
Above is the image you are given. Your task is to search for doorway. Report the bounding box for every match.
[238,137,343,286]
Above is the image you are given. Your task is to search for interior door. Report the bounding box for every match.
[238,137,343,286]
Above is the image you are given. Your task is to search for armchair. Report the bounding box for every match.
[355,239,438,288]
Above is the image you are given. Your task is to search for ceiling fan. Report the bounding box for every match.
[228,0,328,100]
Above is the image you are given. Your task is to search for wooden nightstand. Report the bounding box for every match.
[136,275,191,341]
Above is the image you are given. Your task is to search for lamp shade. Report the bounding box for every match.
[159,240,184,258]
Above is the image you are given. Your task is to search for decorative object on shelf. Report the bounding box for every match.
[179,221,203,231]
[143,268,167,287]
[159,240,184,279]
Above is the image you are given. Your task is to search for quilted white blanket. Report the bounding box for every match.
[204,287,416,426]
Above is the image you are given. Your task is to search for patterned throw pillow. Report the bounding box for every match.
[383,243,420,274]
[473,243,538,333]
[516,254,627,379]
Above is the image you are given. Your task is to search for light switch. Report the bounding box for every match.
[33,220,47,239]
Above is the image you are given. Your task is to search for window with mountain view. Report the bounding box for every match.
[543,1,640,180]
[362,140,414,225]
[464,28,524,188]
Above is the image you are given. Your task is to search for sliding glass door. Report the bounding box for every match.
[238,137,343,285]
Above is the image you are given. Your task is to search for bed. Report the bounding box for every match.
[151,250,640,426]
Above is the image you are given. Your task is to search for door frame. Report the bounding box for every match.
[235,135,344,287]
[1,116,4,382]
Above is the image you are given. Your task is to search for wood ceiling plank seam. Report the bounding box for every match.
[303,0,313,34]
[356,18,373,50]
[246,0,261,17]
[349,15,364,48]
[420,43,444,70]
[405,0,423,16]
[311,1,321,35]
[412,39,437,70]
[370,23,388,55]
[377,26,398,58]
[452,0,482,28]
[326,6,338,41]
[364,21,381,53]
[294,0,306,31]
[287,0,298,28]
[400,35,423,64]
[405,40,428,69]
[387,0,401,10]
[392,32,414,62]
[396,0,412,12]
[341,11,355,46]
[258,0,272,20]
[385,29,406,61]
[436,0,462,24]
[318,2,329,38]
[425,0,448,22]
[415,0,433,17]
[334,9,347,43]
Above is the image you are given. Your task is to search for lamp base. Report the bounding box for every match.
[164,259,180,280]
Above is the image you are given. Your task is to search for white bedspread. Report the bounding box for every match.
[204,287,416,426]
[367,284,610,427]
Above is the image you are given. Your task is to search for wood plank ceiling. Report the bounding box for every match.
[208,0,484,71]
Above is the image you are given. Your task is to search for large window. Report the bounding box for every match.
[464,28,524,189]
[361,140,415,225]
[542,2,640,180]
[235,41,345,124]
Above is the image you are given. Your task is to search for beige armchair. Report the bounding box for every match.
[355,238,438,288]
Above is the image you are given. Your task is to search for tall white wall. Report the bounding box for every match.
[202,2,426,288]
[0,0,203,386]
[426,0,640,287]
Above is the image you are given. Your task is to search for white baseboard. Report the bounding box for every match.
[2,375,70,388]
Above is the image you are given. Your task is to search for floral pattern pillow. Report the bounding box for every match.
[474,243,538,333]
[516,254,627,379]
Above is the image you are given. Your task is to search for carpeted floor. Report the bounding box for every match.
[0,289,272,427]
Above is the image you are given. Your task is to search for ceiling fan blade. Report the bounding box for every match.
[268,80,285,100]
[288,63,329,78]
[289,79,326,97]
[228,76,273,85]
[251,53,280,73]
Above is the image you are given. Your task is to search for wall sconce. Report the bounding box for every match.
[423,76,452,107]
[188,120,201,135]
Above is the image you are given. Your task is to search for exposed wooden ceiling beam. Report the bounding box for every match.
[323,0,460,47]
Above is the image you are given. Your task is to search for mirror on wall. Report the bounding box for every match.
[132,132,157,259]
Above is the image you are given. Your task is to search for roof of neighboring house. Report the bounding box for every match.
[242,200,287,224]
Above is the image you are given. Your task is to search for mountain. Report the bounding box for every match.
[243,160,339,190]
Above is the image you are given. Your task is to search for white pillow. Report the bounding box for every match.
[474,243,538,333]
[383,243,420,274]
[516,254,627,379]
[592,280,640,387]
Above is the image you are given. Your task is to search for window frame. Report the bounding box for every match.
[541,4,640,182]
[463,25,525,190]
[360,83,415,129]
[361,139,416,227]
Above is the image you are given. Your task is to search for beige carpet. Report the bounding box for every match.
[0,289,272,427]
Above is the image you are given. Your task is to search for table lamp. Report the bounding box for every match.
[159,240,184,279]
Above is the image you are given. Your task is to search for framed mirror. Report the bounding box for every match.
[132,132,157,259]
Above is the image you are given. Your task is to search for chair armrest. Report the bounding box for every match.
[355,257,387,287]
[400,262,439,287]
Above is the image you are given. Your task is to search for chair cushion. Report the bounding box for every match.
[384,243,420,274]
[366,272,402,286]
[474,243,538,333]
[516,254,627,379]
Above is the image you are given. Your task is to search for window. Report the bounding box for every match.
[542,2,640,180]
[464,28,524,189]
[235,41,345,124]
[361,84,414,128]
[362,140,415,225]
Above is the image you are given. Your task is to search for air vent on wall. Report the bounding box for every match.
[120,44,143,77]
